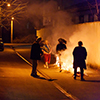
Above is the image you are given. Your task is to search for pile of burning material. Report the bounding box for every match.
[55,50,73,72]
[55,38,89,76]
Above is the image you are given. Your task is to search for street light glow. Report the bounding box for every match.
[0,0,27,31]
[7,3,11,7]
[12,17,14,20]
[11,17,14,43]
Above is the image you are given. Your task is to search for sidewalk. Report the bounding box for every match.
[4,43,32,46]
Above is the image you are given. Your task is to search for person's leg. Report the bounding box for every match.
[48,54,51,64]
[74,67,77,79]
[43,54,47,67]
[80,68,85,81]
[44,54,48,68]
[43,54,46,63]
[31,60,37,75]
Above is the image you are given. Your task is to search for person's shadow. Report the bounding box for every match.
[84,80,100,82]
[31,75,57,81]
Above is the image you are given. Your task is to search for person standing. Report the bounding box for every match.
[30,37,43,77]
[72,41,87,81]
[42,40,52,68]
[56,38,67,72]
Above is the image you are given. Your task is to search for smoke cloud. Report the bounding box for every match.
[27,1,100,69]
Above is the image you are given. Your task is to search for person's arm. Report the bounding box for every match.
[48,45,52,54]
[56,44,59,54]
[42,49,48,54]
[72,47,76,56]
[42,45,48,54]
[84,47,87,59]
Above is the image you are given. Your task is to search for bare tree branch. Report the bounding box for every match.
[0,0,27,30]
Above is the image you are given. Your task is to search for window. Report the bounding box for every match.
[79,15,84,23]
[88,14,94,22]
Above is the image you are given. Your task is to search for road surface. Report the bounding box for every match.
[0,44,100,100]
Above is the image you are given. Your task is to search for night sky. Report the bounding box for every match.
[56,0,88,8]
[62,0,99,7]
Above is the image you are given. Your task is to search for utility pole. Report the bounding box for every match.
[11,17,14,43]
[0,7,2,37]
[0,0,27,42]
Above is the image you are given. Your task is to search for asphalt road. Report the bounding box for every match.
[0,45,70,100]
[1,44,100,100]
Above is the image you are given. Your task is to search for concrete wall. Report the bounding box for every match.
[37,22,100,68]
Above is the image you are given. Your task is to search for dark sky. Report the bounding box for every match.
[72,0,87,4]
[57,0,88,7]
[63,0,90,6]
[62,0,100,9]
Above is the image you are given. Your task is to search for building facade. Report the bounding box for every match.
[64,0,100,24]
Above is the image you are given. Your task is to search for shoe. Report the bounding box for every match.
[73,75,76,80]
[81,78,85,81]
[59,70,62,72]
[44,65,46,68]
[74,77,76,80]
[46,62,49,68]
[31,74,39,77]
[34,75,40,77]
[31,73,34,76]
[33,75,40,77]
[46,66,49,68]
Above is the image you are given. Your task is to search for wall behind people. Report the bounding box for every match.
[37,22,100,69]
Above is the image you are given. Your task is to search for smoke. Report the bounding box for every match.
[27,1,100,69]
[69,22,100,68]
[28,1,76,71]
[44,10,75,54]
[52,22,100,71]
[58,22,100,70]
[27,1,75,43]
[26,0,58,29]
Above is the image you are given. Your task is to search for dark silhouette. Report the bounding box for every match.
[30,37,43,77]
[56,38,67,53]
[72,41,87,81]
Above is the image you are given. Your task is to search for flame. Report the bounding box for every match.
[55,56,60,67]
[55,50,73,73]
[55,49,82,74]
[55,55,81,74]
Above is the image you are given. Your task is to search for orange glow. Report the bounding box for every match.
[7,3,11,7]
[55,50,81,73]
[38,22,100,70]
[55,50,74,73]
[12,17,14,20]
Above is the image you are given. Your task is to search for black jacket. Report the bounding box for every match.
[56,43,67,52]
[73,46,87,69]
[30,42,43,60]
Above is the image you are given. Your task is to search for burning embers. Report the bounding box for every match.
[55,38,80,73]
[55,50,74,73]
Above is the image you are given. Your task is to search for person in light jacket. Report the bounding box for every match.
[42,40,52,68]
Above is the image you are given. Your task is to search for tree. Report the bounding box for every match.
[0,0,27,37]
